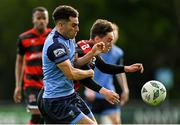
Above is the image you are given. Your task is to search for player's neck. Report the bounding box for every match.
[34,27,46,34]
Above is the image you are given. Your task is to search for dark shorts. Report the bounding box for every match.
[24,87,41,110]
[86,98,120,115]
[37,90,93,124]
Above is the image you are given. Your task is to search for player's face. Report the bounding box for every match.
[62,16,79,39]
[97,32,114,52]
[33,11,49,32]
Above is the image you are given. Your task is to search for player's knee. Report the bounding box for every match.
[77,116,97,124]
[108,113,121,124]
[111,116,121,124]
[112,119,120,124]
[89,120,97,125]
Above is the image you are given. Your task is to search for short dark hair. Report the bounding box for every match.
[90,19,113,39]
[52,5,79,24]
[32,7,48,15]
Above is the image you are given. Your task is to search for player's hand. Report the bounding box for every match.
[99,87,120,105]
[91,42,105,56]
[104,41,112,52]
[13,86,22,103]
[87,69,94,78]
[124,63,144,73]
[84,88,96,101]
[120,90,129,106]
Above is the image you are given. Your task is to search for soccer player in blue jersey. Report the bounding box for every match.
[85,23,129,124]
[40,5,120,124]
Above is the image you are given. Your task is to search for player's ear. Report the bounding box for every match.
[57,21,64,30]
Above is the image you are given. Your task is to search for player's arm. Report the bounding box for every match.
[74,42,105,68]
[14,54,24,103]
[78,64,102,92]
[81,77,120,105]
[15,54,24,88]
[47,42,93,80]
[116,73,129,106]
[78,64,120,104]
[14,37,25,103]
[115,58,129,106]
[57,60,94,80]
[95,55,124,74]
[95,56,144,74]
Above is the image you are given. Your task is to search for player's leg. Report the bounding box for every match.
[37,88,54,123]
[100,115,112,123]
[24,87,44,124]
[76,114,96,124]
[85,98,104,123]
[42,92,96,124]
[75,93,97,123]
[83,107,97,123]
[96,99,120,124]
[28,109,43,125]
[106,111,121,124]
[89,114,97,123]
[36,88,44,116]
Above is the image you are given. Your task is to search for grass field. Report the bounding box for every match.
[0,104,30,124]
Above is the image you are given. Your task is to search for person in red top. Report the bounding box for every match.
[13,7,51,124]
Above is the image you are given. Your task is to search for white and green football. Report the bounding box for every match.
[141,80,167,106]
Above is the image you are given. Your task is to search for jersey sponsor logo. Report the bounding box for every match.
[53,48,66,57]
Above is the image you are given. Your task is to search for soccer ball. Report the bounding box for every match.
[141,80,167,106]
